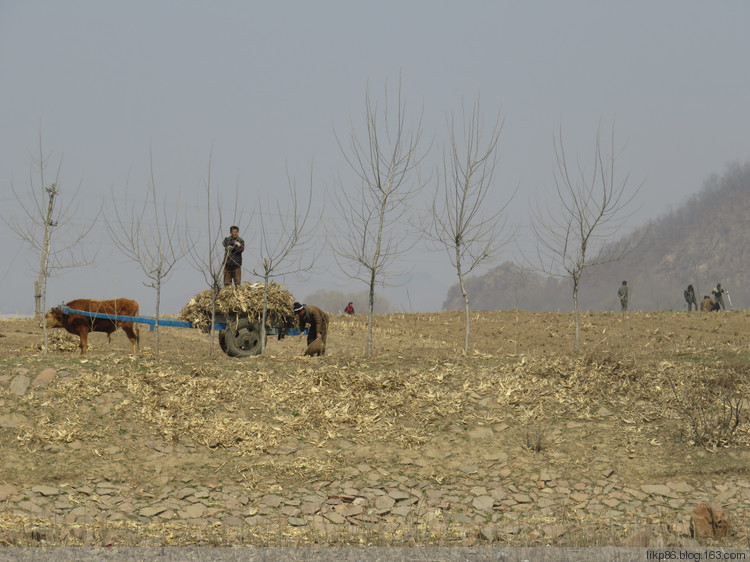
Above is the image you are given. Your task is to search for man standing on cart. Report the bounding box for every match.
[222,226,245,287]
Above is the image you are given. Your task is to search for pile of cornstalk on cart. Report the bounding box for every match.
[178,282,296,331]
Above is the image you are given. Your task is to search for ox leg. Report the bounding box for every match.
[122,324,138,355]
[79,328,89,355]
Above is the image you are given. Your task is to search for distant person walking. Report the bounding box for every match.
[618,280,630,312]
[712,283,728,310]
[684,284,698,312]
[222,226,245,287]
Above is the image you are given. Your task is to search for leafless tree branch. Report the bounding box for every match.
[186,148,246,355]
[419,96,517,351]
[251,162,321,353]
[4,131,99,354]
[331,76,428,355]
[106,149,188,359]
[530,121,644,351]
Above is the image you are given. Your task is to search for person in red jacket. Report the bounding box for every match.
[344,302,355,315]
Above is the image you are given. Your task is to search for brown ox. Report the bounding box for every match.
[701,295,720,312]
[45,298,140,355]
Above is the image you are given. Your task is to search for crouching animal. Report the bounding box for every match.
[701,295,720,312]
[45,298,140,355]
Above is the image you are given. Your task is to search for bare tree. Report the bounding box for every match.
[331,78,426,356]
[107,151,187,359]
[251,165,320,353]
[531,122,643,352]
[5,134,98,354]
[186,149,244,355]
[421,98,516,352]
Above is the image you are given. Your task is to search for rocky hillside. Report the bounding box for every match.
[444,160,750,312]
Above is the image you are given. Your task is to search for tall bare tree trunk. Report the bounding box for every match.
[154,276,161,360]
[456,245,471,352]
[8,134,98,356]
[419,97,513,354]
[107,150,185,360]
[367,271,376,356]
[35,183,57,320]
[530,122,644,353]
[332,77,425,357]
[573,279,581,353]
[251,165,317,355]
[261,268,270,354]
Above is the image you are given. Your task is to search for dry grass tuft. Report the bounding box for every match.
[28,332,82,353]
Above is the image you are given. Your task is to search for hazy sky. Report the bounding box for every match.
[2,1,749,315]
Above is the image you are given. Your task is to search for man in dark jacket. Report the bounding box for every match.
[294,302,329,354]
[222,226,245,287]
[684,284,698,312]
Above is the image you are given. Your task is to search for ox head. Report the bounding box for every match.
[44,307,65,329]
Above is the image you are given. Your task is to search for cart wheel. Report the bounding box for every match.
[223,319,263,357]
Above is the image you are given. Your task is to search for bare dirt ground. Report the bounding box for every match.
[1,309,750,547]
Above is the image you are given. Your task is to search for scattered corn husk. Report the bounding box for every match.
[178,281,296,330]
[29,332,84,353]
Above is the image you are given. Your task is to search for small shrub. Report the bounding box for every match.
[667,367,747,448]
[523,420,554,453]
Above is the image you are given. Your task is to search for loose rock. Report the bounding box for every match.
[690,502,730,538]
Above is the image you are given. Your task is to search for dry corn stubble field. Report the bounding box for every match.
[1,309,750,547]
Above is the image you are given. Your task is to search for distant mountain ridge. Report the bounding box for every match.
[443,160,750,312]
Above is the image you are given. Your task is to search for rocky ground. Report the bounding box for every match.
[0,449,748,547]
[1,310,750,547]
